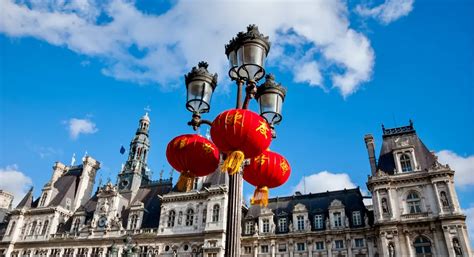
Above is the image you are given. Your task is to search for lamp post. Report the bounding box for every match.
[183,25,286,257]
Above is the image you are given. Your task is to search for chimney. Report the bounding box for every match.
[364,134,377,176]
[51,162,66,185]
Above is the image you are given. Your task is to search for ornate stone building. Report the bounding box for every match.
[0,117,471,257]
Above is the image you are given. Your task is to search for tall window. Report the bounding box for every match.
[297,215,305,230]
[355,238,364,247]
[168,210,176,227]
[7,221,15,236]
[262,219,270,233]
[40,193,48,207]
[333,212,342,228]
[260,245,269,253]
[245,221,254,235]
[315,241,324,250]
[186,209,194,226]
[41,220,49,235]
[314,214,323,229]
[278,217,287,232]
[72,218,80,232]
[335,240,344,249]
[130,214,139,229]
[202,209,207,224]
[414,236,432,257]
[407,192,422,213]
[29,221,37,235]
[212,204,220,222]
[400,154,413,172]
[352,211,362,226]
[296,243,305,251]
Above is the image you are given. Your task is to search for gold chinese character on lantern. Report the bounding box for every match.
[178,138,188,149]
[255,120,270,139]
[202,143,215,154]
[225,111,243,126]
[280,160,289,175]
[254,154,269,165]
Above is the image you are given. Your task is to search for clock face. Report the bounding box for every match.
[98,216,108,228]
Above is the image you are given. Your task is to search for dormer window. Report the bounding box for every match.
[296,215,304,231]
[168,210,176,227]
[278,217,287,232]
[40,193,48,207]
[262,219,270,233]
[185,209,194,226]
[314,214,323,229]
[129,214,139,229]
[400,154,413,172]
[333,212,342,228]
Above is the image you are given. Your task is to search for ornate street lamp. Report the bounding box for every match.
[256,74,287,126]
[180,24,286,257]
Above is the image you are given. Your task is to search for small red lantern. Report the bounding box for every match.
[243,150,291,207]
[166,134,220,191]
[210,109,272,174]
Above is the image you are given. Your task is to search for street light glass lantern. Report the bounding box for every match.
[184,62,218,114]
[256,74,286,125]
[226,25,270,82]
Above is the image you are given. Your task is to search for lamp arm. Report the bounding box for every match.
[242,81,257,110]
[187,114,212,131]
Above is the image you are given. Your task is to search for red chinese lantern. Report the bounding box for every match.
[243,150,291,207]
[166,134,220,191]
[210,109,272,175]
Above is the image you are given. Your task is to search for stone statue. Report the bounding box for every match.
[325,217,330,229]
[254,222,259,235]
[441,192,449,207]
[453,239,462,255]
[289,221,294,232]
[388,243,395,257]
[345,216,349,228]
[382,198,389,213]
[178,212,183,225]
[364,215,369,227]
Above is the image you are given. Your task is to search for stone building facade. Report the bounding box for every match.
[0,116,471,257]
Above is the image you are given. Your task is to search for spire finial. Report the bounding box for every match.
[71,153,76,166]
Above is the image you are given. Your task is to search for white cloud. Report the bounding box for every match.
[0,0,385,97]
[66,118,98,140]
[293,171,358,194]
[463,206,474,248]
[0,165,33,207]
[356,0,414,25]
[436,150,474,188]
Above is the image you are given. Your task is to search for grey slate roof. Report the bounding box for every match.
[16,187,34,209]
[244,188,372,234]
[377,124,436,175]
[48,167,83,208]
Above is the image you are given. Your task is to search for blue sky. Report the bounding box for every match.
[0,0,473,242]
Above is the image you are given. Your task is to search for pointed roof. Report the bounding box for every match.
[16,187,34,209]
[377,122,436,174]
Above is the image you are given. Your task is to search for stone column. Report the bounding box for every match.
[387,188,395,219]
[376,190,383,221]
[253,244,258,257]
[380,235,389,257]
[271,241,275,257]
[432,228,442,256]
[289,242,294,257]
[346,238,352,257]
[442,227,455,257]
[405,233,413,257]
[307,239,313,257]
[367,238,374,257]
[456,226,472,257]
[433,182,443,215]
[447,180,460,213]
[326,239,332,257]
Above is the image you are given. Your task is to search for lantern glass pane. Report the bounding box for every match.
[259,92,283,124]
[228,50,238,68]
[236,43,266,81]
[186,81,213,113]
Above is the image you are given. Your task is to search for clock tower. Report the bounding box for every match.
[117,113,152,197]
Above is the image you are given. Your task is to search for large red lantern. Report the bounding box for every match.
[243,150,291,207]
[166,134,220,191]
[210,109,272,174]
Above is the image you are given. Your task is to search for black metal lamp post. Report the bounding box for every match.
[183,24,286,257]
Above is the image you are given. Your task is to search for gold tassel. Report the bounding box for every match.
[250,186,269,207]
[176,172,194,192]
[221,150,245,175]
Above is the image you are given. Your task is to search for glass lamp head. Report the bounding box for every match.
[256,74,286,125]
[184,62,218,114]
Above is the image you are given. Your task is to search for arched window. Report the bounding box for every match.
[168,210,176,227]
[212,204,220,222]
[186,209,194,226]
[29,221,37,235]
[407,192,422,213]
[7,221,15,236]
[130,214,139,229]
[40,193,48,207]
[72,218,81,232]
[400,154,413,172]
[41,220,49,235]
[413,236,432,257]
[453,238,463,257]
